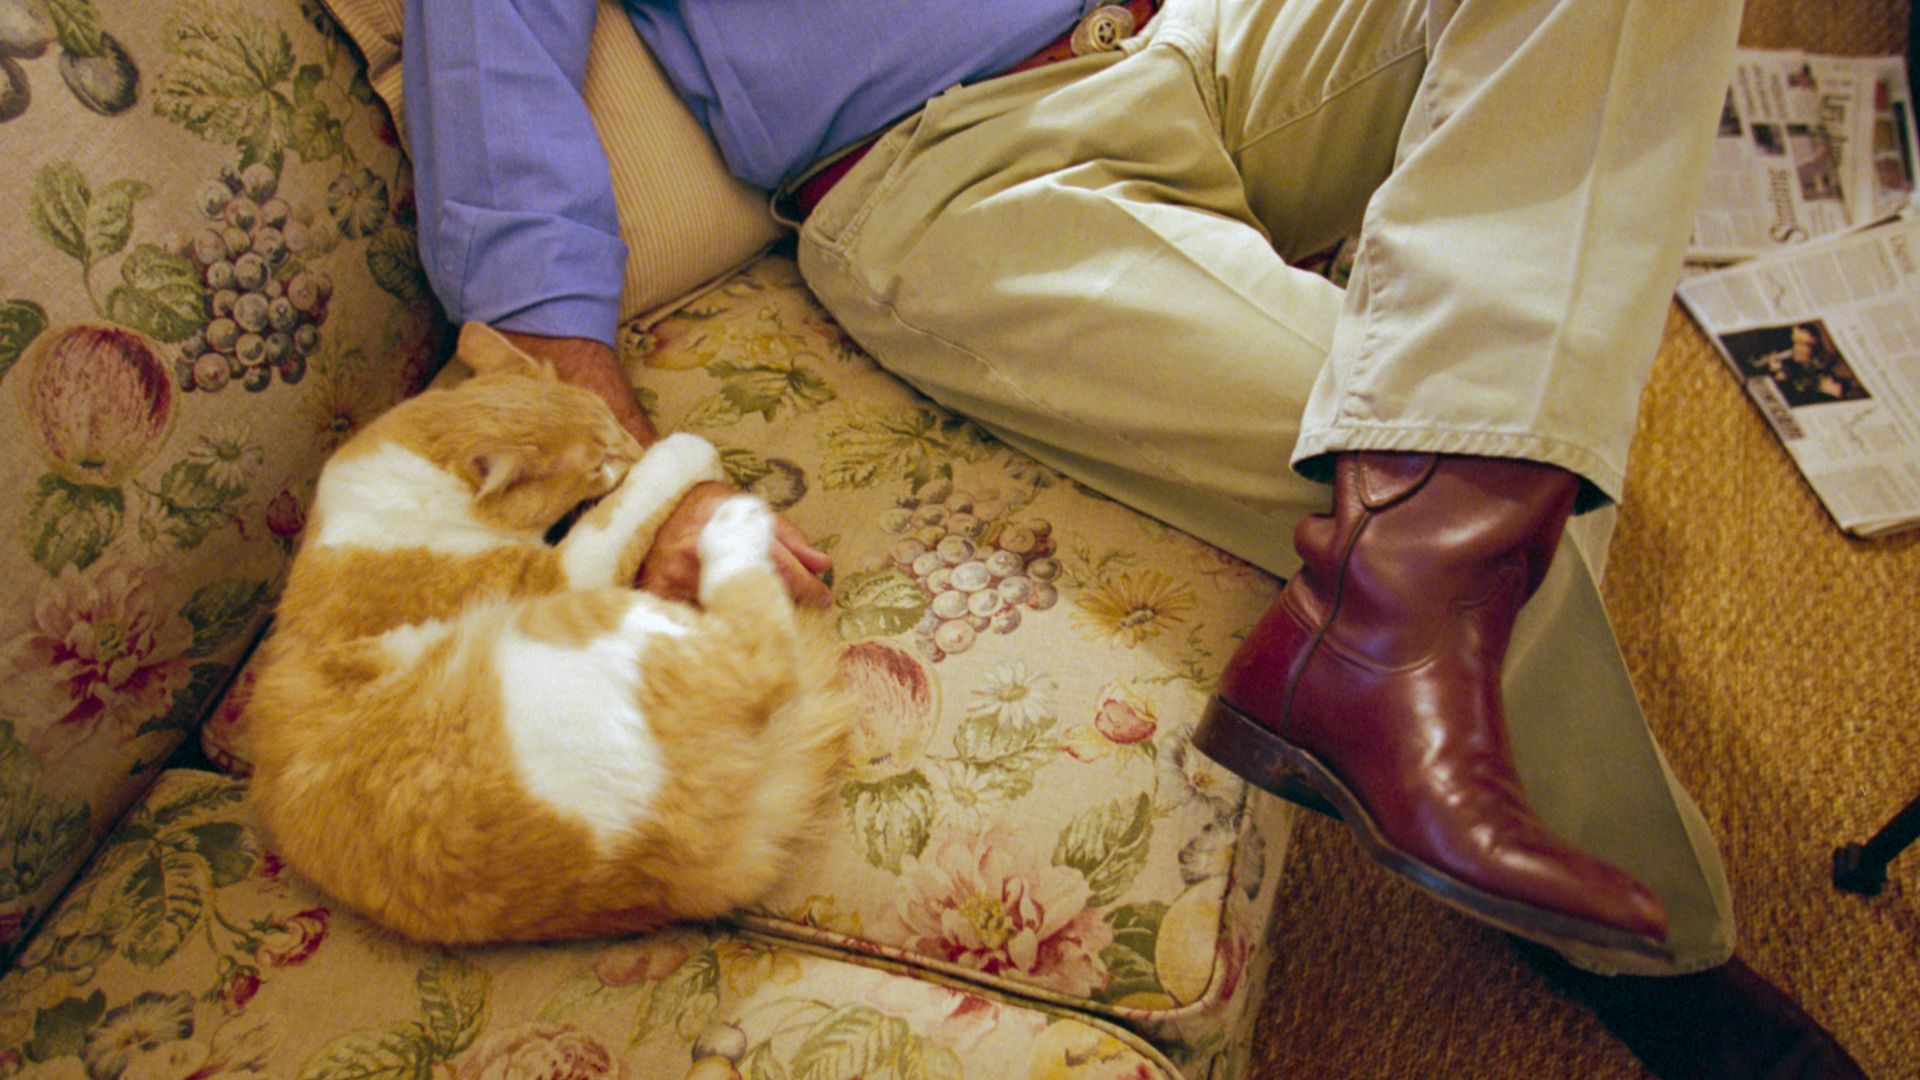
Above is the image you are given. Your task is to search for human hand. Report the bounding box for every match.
[639,481,834,608]
[494,330,658,443]
[491,329,832,606]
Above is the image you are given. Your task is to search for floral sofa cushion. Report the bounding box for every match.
[0,771,1187,1080]
[201,255,1296,1078]
[630,261,1292,1068]
[0,0,445,965]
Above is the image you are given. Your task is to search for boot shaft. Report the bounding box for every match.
[1204,450,1669,952]
[1293,452,1580,668]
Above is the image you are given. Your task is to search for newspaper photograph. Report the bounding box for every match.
[1689,50,1920,264]
[1677,217,1920,536]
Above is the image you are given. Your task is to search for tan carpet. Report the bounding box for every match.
[1247,4,1920,1077]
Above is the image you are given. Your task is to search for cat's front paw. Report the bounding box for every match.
[643,433,724,483]
[697,495,776,588]
[562,432,729,589]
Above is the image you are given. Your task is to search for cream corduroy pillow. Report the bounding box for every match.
[320,0,784,329]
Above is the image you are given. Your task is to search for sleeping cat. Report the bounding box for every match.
[247,322,852,945]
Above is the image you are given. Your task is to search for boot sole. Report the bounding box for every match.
[1195,695,1673,967]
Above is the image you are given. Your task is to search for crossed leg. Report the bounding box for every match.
[799,0,1738,972]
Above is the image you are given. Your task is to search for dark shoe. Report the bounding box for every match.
[1527,948,1870,1080]
[1194,451,1670,963]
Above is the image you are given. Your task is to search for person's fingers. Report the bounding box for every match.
[648,548,827,608]
[640,532,829,608]
[774,516,833,574]
[772,544,834,608]
[634,482,722,596]
[632,484,829,607]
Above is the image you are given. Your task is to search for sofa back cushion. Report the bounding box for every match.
[318,0,786,329]
[0,0,444,963]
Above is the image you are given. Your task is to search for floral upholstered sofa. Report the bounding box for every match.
[0,2,1300,1077]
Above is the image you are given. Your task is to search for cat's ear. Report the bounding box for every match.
[459,322,553,379]
[468,446,537,499]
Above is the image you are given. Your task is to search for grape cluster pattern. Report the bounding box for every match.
[883,478,1062,662]
[169,162,337,394]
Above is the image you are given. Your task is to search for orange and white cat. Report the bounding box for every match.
[247,322,852,945]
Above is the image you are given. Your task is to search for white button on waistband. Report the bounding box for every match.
[1070,5,1137,56]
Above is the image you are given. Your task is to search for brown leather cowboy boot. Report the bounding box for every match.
[1194,451,1670,962]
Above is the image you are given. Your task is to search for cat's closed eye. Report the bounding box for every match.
[544,453,634,545]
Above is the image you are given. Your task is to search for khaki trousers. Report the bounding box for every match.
[795,0,1744,974]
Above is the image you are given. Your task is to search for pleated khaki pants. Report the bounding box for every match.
[796,0,1744,974]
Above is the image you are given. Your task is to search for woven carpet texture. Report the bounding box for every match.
[1247,2,1920,1078]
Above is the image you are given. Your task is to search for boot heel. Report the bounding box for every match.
[1195,697,1341,820]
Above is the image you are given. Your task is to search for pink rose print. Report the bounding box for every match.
[0,901,25,956]
[203,665,257,777]
[592,938,690,988]
[1093,697,1156,745]
[890,824,1112,997]
[1063,684,1160,763]
[634,315,695,368]
[0,559,193,755]
[254,908,329,968]
[391,186,418,228]
[454,1023,630,1080]
[220,967,261,1015]
[866,979,1003,1054]
[1214,930,1252,1006]
[264,489,306,539]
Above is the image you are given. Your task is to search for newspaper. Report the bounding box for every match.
[1689,50,1920,263]
[1677,217,1920,536]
